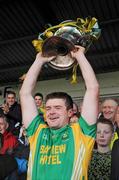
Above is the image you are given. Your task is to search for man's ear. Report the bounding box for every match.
[68,109,73,118]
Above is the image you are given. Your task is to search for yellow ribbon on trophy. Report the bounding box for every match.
[32,17,100,52]
[70,63,79,84]
[32,17,101,84]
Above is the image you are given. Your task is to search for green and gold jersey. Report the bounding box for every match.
[26,115,96,180]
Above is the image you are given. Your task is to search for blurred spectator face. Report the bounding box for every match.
[34,95,43,108]
[101,99,118,121]
[69,103,79,123]
[96,122,113,147]
[0,117,8,134]
[73,103,78,114]
[6,94,16,106]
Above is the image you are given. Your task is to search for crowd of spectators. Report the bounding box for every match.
[0,89,119,180]
[0,91,119,180]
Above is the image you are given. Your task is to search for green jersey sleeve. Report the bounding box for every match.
[26,115,45,137]
[79,116,96,138]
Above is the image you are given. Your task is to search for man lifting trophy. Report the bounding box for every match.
[20,17,101,180]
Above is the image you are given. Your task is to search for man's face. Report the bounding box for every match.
[45,98,72,129]
[96,123,113,147]
[34,96,42,108]
[6,94,16,106]
[101,100,118,121]
[0,118,8,134]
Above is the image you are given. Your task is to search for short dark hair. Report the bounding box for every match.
[6,91,16,97]
[45,92,73,110]
[34,93,43,100]
[97,117,114,133]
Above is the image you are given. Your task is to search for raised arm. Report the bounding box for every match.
[71,46,99,125]
[19,53,55,128]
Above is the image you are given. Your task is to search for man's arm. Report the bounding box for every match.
[19,53,55,128]
[71,46,99,125]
